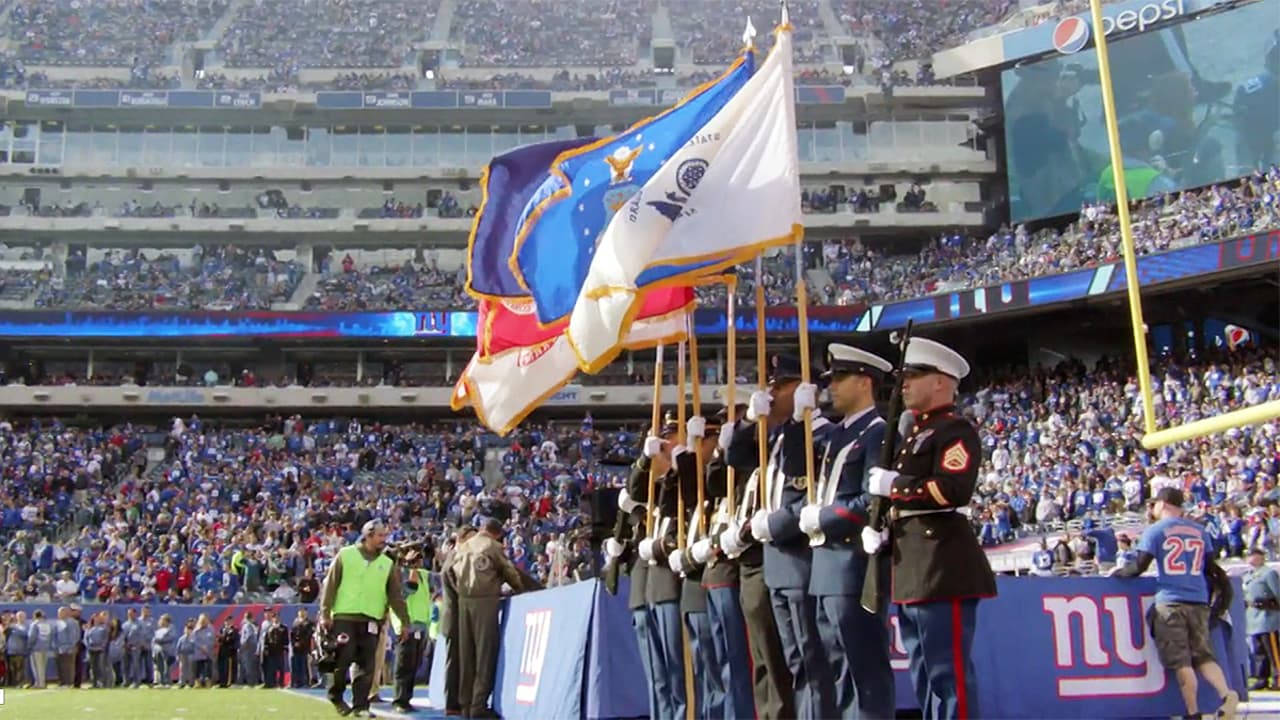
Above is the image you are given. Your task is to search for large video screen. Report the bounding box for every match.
[1002,0,1279,221]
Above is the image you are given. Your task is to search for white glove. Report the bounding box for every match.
[861,527,888,555]
[643,436,663,458]
[792,382,818,423]
[618,489,640,514]
[687,416,706,440]
[867,467,899,497]
[718,521,743,554]
[691,538,713,564]
[604,537,623,558]
[746,390,771,423]
[750,509,773,542]
[638,538,656,562]
[799,504,822,534]
[668,551,685,575]
[717,423,735,452]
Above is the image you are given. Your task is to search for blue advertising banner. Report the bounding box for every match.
[585,577,648,720]
[609,86,847,106]
[0,232,1269,339]
[419,576,1248,719]
[25,89,262,110]
[312,90,553,110]
[0,574,1254,718]
[491,581,594,720]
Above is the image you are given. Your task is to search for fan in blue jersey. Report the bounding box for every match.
[1111,487,1239,720]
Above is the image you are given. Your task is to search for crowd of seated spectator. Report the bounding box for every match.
[218,0,430,70]
[9,0,229,67]
[0,414,635,603]
[4,168,1275,313]
[34,245,303,312]
[838,0,1014,62]
[304,254,466,312]
[968,346,1280,563]
[812,167,1280,306]
[454,0,651,68]
[668,0,827,65]
[1,336,1274,605]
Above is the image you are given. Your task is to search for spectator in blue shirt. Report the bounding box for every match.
[1111,488,1238,719]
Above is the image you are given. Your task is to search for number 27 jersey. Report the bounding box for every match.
[1138,517,1209,605]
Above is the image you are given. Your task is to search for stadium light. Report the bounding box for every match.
[1087,0,1280,450]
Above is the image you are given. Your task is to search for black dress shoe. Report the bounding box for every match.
[391,701,415,713]
[331,699,353,716]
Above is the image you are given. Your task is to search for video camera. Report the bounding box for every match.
[312,623,348,674]
[384,537,434,566]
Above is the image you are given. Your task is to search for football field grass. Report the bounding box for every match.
[0,687,360,720]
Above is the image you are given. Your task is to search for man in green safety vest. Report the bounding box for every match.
[390,547,434,714]
[319,520,412,718]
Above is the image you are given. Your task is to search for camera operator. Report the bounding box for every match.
[318,520,411,718]
[389,544,433,713]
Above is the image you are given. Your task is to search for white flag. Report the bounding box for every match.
[565,26,802,372]
[453,311,690,436]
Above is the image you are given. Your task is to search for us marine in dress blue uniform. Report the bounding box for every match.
[862,338,996,720]
[747,355,833,720]
[796,344,894,720]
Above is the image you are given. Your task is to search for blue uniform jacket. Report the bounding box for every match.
[762,418,821,590]
[806,411,885,597]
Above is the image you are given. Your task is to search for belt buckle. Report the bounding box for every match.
[888,507,900,523]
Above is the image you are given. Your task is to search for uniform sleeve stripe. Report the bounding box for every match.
[926,480,949,506]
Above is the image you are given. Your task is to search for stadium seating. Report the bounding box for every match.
[217,0,435,70]
[453,0,652,68]
[8,0,230,66]
[3,339,1274,605]
[3,169,1272,312]
[667,0,827,64]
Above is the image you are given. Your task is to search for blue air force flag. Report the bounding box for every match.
[565,26,803,372]
[512,53,755,326]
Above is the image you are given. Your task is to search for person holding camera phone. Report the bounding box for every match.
[318,519,412,718]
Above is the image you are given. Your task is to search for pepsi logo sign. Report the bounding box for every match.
[1053,17,1091,54]
[1049,0,1185,55]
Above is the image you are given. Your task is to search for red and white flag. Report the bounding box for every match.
[453,287,693,435]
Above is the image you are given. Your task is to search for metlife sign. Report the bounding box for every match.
[1001,0,1225,61]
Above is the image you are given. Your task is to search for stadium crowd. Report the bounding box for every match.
[35,245,304,312]
[454,0,651,68]
[217,0,431,71]
[4,168,1272,314]
[0,339,1272,618]
[968,346,1280,567]
[8,0,229,67]
[0,0,1047,93]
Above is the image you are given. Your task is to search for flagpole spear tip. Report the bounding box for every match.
[779,0,790,26]
[742,16,757,48]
